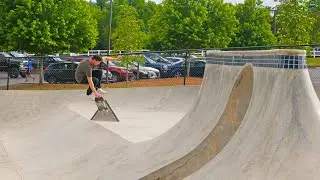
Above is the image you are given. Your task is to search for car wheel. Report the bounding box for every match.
[9,67,19,78]
[48,76,57,84]
[173,71,183,78]
[20,72,26,78]
[111,72,120,82]
[130,74,137,81]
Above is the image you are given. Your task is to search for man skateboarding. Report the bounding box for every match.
[75,55,122,100]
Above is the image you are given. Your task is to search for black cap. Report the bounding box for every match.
[92,55,102,61]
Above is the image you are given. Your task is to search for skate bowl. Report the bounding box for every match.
[1,49,320,180]
[0,61,250,179]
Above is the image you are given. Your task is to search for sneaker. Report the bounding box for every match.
[97,88,107,94]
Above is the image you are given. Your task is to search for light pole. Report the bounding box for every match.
[106,0,113,83]
[108,0,112,55]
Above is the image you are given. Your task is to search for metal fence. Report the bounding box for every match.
[1,46,320,90]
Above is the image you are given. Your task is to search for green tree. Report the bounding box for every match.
[147,5,171,50]
[231,0,276,47]
[95,6,111,50]
[307,0,320,44]
[148,0,239,50]
[111,5,147,63]
[201,0,239,48]
[275,0,316,45]
[161,0,208,49]
[1,0,99,82]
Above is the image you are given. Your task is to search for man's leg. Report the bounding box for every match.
[85,77,100,95]
[92,70,106,93]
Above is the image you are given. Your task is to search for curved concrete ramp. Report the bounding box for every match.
[95,64,252,180]
[140,64,253,180]
[187,66,320,179]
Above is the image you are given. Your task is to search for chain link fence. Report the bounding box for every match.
[0,51,206,90]
[1,46,320,90]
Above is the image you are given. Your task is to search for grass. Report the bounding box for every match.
[307,57,320,66]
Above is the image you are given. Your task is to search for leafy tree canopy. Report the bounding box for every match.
[0,0,99,55]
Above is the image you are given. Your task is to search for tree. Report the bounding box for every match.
[275,0,316,45]
[201,0,239,48]
[1,0,99,83]
[231,0,276,47]
[111,5,147,63]
[95,6,111,50]
[307,0,320,44]
[147,5,171,50]
[161,0,208,49]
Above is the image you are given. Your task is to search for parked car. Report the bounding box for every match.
[140,53,174,77]
[44,61,113,84]
[167,60,206,78]
[100,61,135,82]
[44,62,77,83]
[0,52,27,78]
[31,56,65,69]
[101,69,115,83]
[165,57,185,63]
[113,61,160,79]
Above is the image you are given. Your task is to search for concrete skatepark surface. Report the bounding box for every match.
[1,49,320,179]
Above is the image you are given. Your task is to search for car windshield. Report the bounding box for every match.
[145,53,172,64]
[1,53,12,58]
[53,57,63,61]
[144,56,157,64]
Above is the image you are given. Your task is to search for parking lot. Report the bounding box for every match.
[0,72,41,86]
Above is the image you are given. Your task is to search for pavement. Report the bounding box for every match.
[1,49,320,180]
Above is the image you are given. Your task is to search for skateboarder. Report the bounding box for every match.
[75,55,122,100]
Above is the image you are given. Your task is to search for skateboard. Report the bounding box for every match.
[95,97,109,111]
[92,96,119,121]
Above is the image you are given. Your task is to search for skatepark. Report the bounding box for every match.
[1,49,320,180]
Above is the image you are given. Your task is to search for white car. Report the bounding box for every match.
[101,69,115,83]
[133,62,160,79]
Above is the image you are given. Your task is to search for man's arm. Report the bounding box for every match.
[87,76,99,96]
[102,55,122,62]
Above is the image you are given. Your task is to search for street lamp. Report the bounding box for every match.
[108,0,112,55]
[105,0,113,83]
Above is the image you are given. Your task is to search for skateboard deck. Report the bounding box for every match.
[91,97,119,121]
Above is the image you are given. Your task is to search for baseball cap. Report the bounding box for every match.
[92,55,102,61]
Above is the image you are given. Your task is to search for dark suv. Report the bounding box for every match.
[0,52,27,78]
[31,56,64,69]
[141,53,173,77]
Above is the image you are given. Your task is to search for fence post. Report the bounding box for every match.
[137,62,140,81]
[183,51,189,86]
[126,62,128,87]
[6,57,10,90]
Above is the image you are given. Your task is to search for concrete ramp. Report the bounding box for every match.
[95,64,253,180]
[139,63,254,180]
[186,51,320,179]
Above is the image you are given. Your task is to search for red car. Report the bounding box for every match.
[101,61,135,82]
